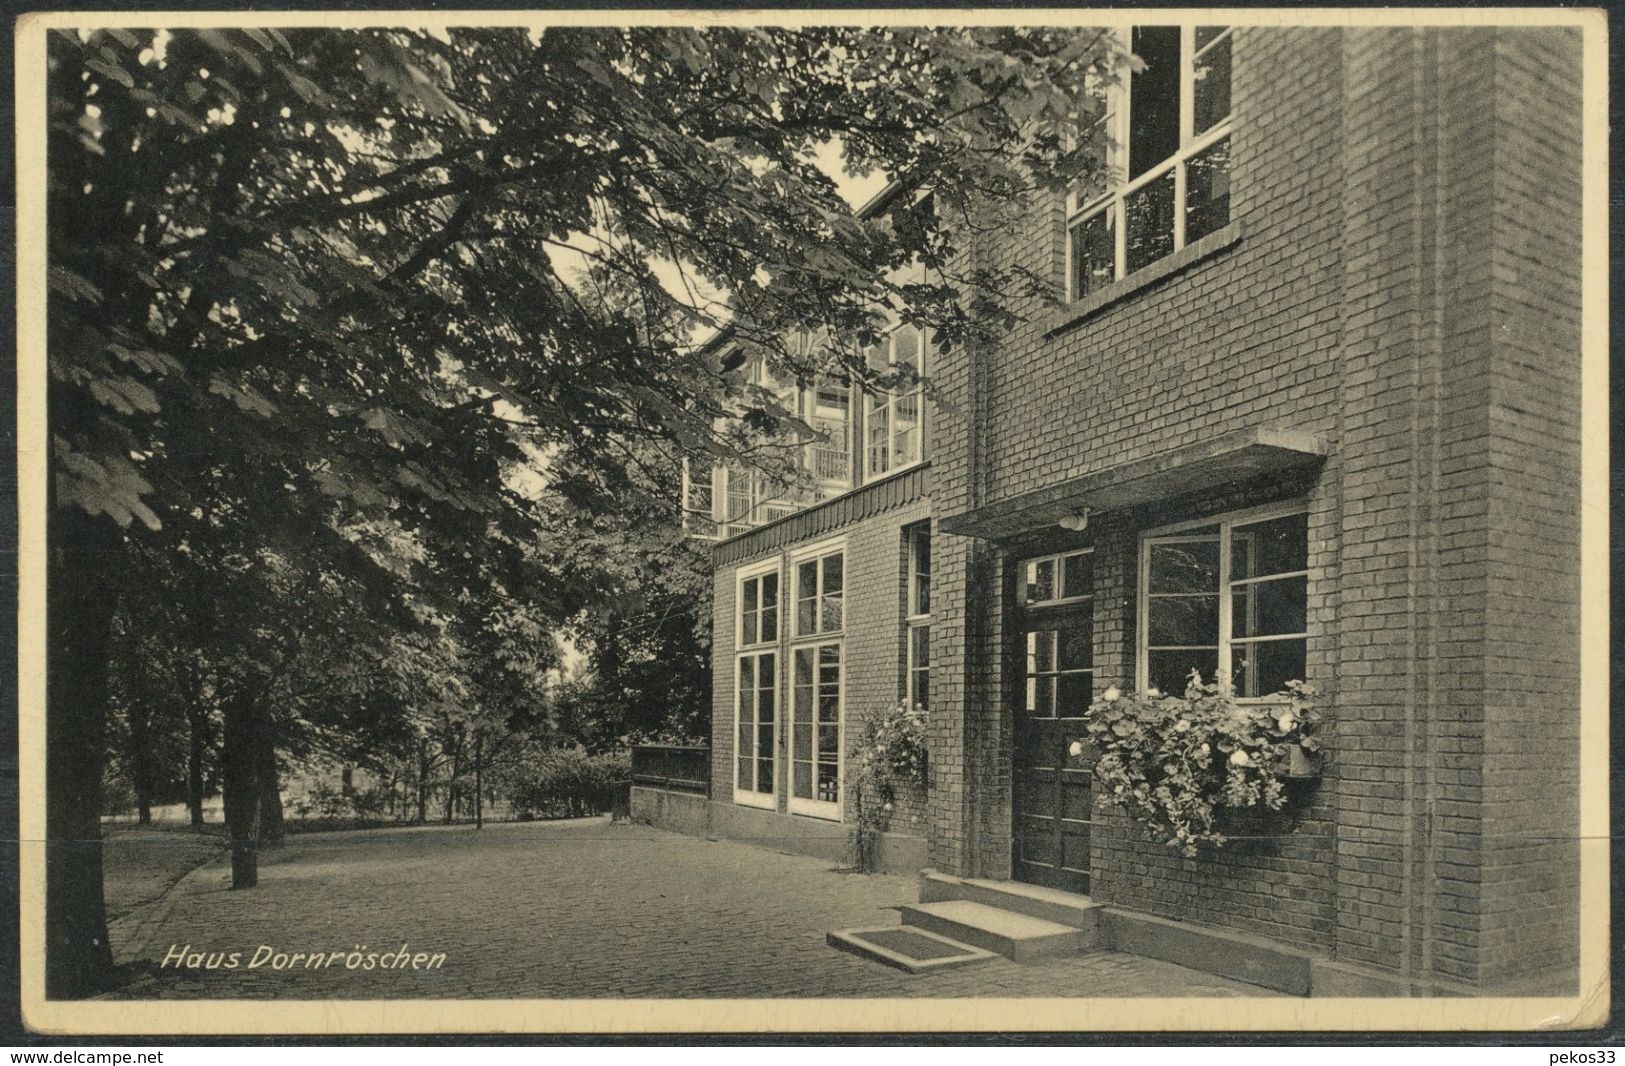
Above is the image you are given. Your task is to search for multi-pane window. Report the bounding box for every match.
[1068,26,1235,300]
[790,544,845,819]
[864,324,927,479]
[1140,506,1308,698]
[794,548,845,637]
[791,642,843,817]
[806,381,853,496]
[734,565,779,808]
[1022,549,1095,717]
[906,525,932,710]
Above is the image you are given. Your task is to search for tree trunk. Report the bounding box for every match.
[45,505,119,997]
[415,741,430,825]
[186,705,207,828]
[220,694,261,889]
[129,696,154,826]
[256,735,284,847]
[473,736,484,830]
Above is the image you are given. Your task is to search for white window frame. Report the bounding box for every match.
[905,524,931,710]
[1066,25,1235,301]
[788,538,846,819]
[862,324,930,482]
[791,537,846,639]
[1136,501,1309,699]
[788,638,845,820]
[733,558,782,809]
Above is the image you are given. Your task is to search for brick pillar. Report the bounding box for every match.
[1331,26,1580,989]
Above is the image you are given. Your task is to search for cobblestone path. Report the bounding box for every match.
[106,818,1276,999]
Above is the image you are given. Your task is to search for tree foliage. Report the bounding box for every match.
[45,22,1120,995]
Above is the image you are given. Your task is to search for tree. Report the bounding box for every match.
[45,23,1118,995]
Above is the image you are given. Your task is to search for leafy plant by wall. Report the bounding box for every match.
[849,700,929,872]
[1085,672,1322,857]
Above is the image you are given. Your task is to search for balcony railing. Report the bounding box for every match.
[630,745,711,796]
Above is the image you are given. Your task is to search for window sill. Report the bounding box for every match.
[1047,219,1245,338]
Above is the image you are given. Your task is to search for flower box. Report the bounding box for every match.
[1272,742,1320,780]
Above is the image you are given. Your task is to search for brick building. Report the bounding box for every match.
[635,23,1583,996]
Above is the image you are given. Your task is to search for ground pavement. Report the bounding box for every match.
[105,817,1277,999]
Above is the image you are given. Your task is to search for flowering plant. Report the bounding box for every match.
[848,699,928,872]
[1084,671,1321,857]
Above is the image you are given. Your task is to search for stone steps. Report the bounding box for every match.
[899,899,1095,962]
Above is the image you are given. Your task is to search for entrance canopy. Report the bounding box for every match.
[938,427,1328,540]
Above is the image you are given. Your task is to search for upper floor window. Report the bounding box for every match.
[864,324,927,480]
[1068,26,1234,301]
[1139,505,1308,699]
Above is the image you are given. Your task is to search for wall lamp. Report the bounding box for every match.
[1057,508,1090,532]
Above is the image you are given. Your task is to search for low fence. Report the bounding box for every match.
[630,745,710,797]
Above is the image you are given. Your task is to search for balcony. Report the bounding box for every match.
[682,325,932,542]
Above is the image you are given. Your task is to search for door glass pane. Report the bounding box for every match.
[1059,620,1093,670]
[737,722,752,760]
[1029,629,1057,673]
[737,758,751,791]
[1196,25,1228,49]
[1193,33,1232,135]
[1184,134,1231,243]
[794,722,812,761]
[1149,538,1221,592]
[793,761,811,799]
[1125,168,1176,273]
[1029,675,1056,717]
[1057,672,1093,716]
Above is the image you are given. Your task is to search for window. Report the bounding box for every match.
[906,525,932,710]
[1021,549,1095,716]
[790,542,845,818]
[806,380,853,496]
[1068,26,1234,300]
[734,563,780,808]
[1139,506,1308,698]
[790,641,843,818]
[864,324,928,479]
[794,546,845,637]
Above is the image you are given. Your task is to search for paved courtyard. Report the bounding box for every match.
[106,817,1276,999]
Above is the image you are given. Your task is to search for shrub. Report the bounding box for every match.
[1084,671,1321,857]
[502,748,631,820]
[848,700,928,872]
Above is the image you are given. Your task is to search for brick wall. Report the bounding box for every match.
[922,25,1582,989]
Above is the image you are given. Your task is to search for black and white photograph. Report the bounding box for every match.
[15,6,1609,1036]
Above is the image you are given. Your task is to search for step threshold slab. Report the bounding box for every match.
[901,900,1094,961]
[827,925,999,974]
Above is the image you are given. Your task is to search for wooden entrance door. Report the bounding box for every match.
[1011,551,1095,895]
